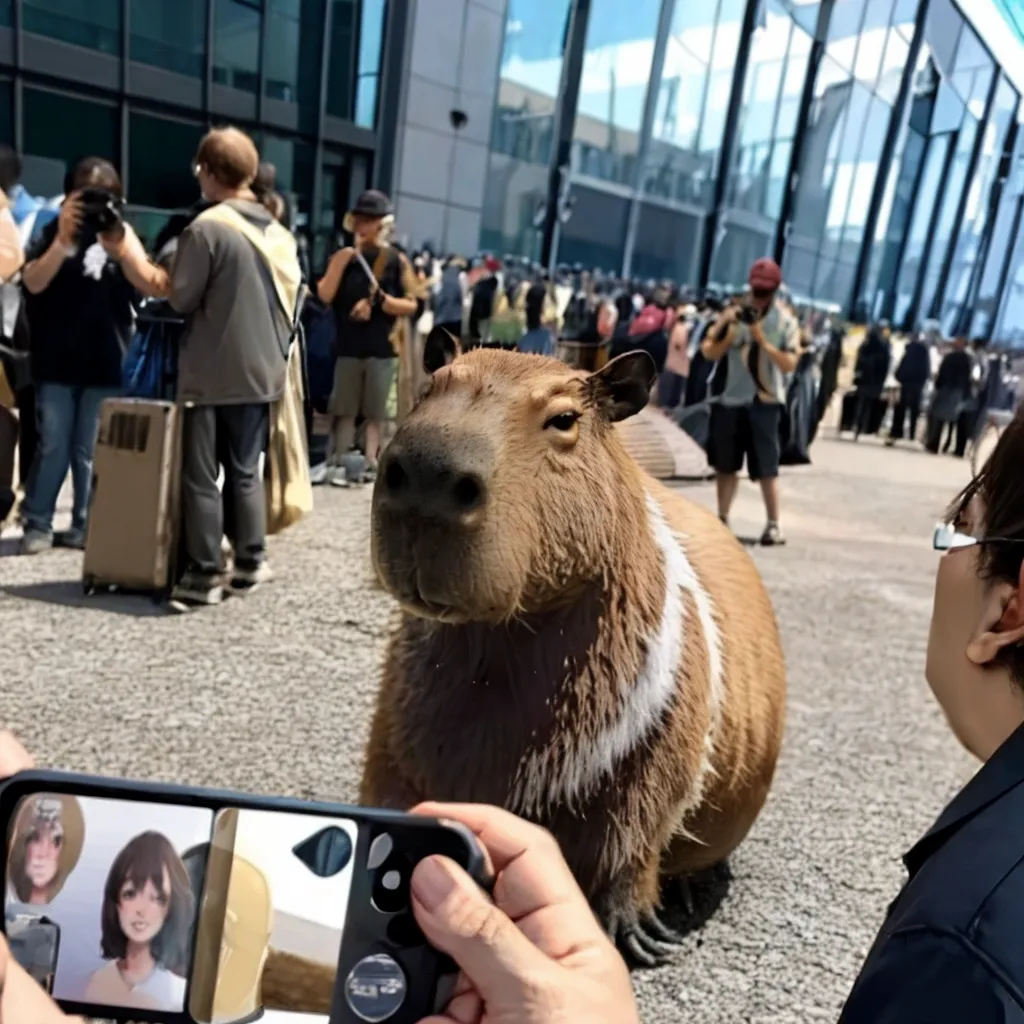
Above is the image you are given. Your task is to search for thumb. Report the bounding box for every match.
[411,856,551,1005]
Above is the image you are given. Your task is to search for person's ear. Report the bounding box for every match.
[966,566,1024,666]
[423,325,460,374]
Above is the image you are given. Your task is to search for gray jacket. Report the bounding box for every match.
[170,200,293,405]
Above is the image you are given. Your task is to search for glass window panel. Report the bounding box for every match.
[876,28,908,105]
[0,80,12,145]
[128,113,204,210]
[932,79,965,134]
[213,0,262,94]
[483,0,574,260]
[925,0,960,80]
[256,133,316,231]
[773,51,809,139]
[129,0,205,78]
[23,0,120,54]
[783,240,818,298]
[765,139,791,218]
[631,202,701,284]
[555,184,629,271]
[265,0,324,132]
[326,0,357,119]
[22,88,119,197]
[572,0,662,186]
[0,1,10,26]
[355,0,386,128]
[853,0,893,88]
[709,222,773,291]
[826,0,863,72]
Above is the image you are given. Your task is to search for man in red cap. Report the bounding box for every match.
[700,256,799,545]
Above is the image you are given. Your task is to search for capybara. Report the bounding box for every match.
[361,327,786,964]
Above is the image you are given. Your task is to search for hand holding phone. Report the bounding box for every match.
[0,772,490,1024]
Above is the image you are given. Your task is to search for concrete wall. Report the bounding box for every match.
[390,0,507,256]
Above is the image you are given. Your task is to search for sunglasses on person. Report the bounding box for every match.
[933,522,1024,552]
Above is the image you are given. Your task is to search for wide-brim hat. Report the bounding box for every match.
[349,189,392,219]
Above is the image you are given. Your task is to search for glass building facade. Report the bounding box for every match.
[0,0,391,274]
[481,0,1024,345]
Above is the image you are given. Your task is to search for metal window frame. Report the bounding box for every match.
[927,61,1000,321]
[848,0,931,320]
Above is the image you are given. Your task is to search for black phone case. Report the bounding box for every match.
[0,770,492,1024]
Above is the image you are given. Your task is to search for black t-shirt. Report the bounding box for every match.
[24,221,137,388]
[332,245,405,360]
[525,282,546,331]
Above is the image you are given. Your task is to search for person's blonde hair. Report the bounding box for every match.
[195,127,259,190]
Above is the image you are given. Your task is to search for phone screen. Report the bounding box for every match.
[4,791,358,1023]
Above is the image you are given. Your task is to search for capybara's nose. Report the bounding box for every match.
[378,437,489,525]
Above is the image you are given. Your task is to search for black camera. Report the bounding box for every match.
[78,187,124,234]
[737,303,760,325]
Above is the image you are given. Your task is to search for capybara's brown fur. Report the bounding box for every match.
[362,332,786,960]
[260,948,335,1014]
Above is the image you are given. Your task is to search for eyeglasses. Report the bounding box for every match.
[933,522,1024,552]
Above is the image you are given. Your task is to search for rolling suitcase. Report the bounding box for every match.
[82,398,182,599]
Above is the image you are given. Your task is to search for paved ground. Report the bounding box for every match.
[0,428,978,1023]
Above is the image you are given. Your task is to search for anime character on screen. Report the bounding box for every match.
[82,831,195,1012]
[6,794,85,905]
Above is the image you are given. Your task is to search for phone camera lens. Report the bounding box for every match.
[371,851,411,915]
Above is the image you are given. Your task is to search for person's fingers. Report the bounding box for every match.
[411,855,552,1005]
[411,803,588,919]
[0,934,80,1023]
[0,731,33,778]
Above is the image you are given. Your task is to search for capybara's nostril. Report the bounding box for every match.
[384,458,408,495]
[452,473,485,511]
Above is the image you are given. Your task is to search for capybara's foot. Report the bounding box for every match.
[613,909,684,969]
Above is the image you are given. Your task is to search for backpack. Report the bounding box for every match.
[121,300,185,401]
[629,304,668,338]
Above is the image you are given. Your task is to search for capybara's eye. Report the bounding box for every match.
[544,412,580,432]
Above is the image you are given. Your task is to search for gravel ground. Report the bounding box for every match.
[0,431,978,1023]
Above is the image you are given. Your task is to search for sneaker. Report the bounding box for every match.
[231,561,275,594]
[361,461,379,484]
[171,572,223,606]
[884,436,895,447]
[55,526,86,550]
[760,522,786,547]
[310,461,329,486]
[20,529,53,555]
[329,465,350,488]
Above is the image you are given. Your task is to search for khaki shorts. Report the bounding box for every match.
[328,357,397,420]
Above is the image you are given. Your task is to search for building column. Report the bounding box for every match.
[928,68,1000,323]
[375,0,414,197]
[772,0,835,267]
[848,0,931,321]
[696,0,760,290]
[310,0,334,247]
[986,157,1024,342]
[540,0,592,270]
[621,0,675,281]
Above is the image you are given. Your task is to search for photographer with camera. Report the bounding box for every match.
[18,157,133,555]
[701,257,799,546]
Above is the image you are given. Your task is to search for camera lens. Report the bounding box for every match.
[371,850,411,915]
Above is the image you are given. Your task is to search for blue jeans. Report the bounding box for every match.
[22,383,118,535]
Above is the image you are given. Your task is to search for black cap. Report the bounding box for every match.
[349,189,392,219]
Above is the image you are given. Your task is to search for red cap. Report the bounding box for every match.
[484,256,501,272]
[749,257,782,291]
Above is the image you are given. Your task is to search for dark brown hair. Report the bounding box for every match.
[194,127,259,190]
[69,157,123,199]
[949,408,1024,683]
[99,831,194,976]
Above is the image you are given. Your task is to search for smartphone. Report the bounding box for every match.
[0,770,490,1024]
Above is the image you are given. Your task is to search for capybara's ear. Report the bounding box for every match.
[423,326,461,374]
[588,350,657,423]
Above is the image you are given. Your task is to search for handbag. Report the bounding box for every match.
[265,335,313,535]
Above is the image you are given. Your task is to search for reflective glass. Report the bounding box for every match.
[325,0,357,119]
[924,0,961,80]
[213,0,261,94]
[0,1,10,26]
[876,27,908,104]
[709,222,773,291]
[22,88,119,198]
[941,78,1018,335]
[355,0,386,128]
[23,0,120,54]
[852,0,893,88]
[556,184,629,271]
[826,0,863,71]
[482,0,574,260]
[893,132,950,326]
[0,80,12,145]
[128,113,205,210]
[994,223,1024,346]
[129,0,205,78]
[571,0,662,186]
[631,202,701,283]
[917,114,977,319]
[256,132,316,229]
[265,0,325,132]
[972,121,1024,337]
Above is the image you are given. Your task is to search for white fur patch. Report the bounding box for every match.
[510,491,722,819]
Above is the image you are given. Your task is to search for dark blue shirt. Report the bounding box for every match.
[840,722,1024,1022]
